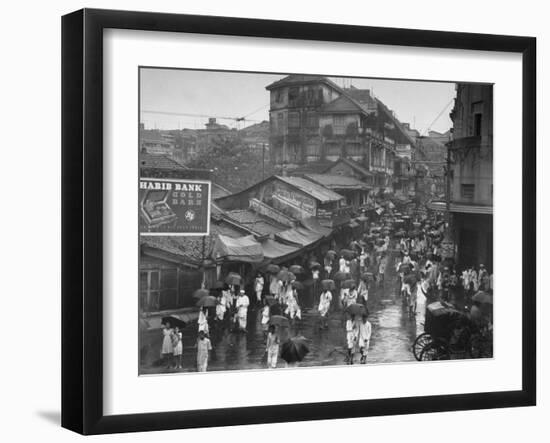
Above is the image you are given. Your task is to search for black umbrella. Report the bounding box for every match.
[342,279,356,289]
[340,249,356,260]
[361,272,374,282]
[345,303,366,317]
[225,272,242,286]
[291,281,304,290]
[270,315,290,327]
[266,264,280,274]
[264,295,278,306]
[333,272,351,281]
[321,279,335,290]
[326,250,337,258]
[211,281,225,290]
[309,261,321,269]
[473,291,493,304]
[280,336,310,363]
[161,316,187,329]
[196,295,217,307]
[192,288,210,299]
[289,265,305,275]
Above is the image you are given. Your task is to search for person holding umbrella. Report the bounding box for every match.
[173,326,183,369]
[358,314,372,364]
[254,272,265,305]
[196,330,212,372]
[235,289,250,332]
[198,307,209,335]
[345,314,359,364]
[161,321,174,369]
[265,324,279,369]
[318,287,332,330]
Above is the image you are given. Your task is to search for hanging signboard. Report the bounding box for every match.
[139,178,211,235]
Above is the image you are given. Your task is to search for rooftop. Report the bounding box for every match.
[224,209,287,237]
[324,157,374,177]
[304,173,372,190]
[276,175,345,203]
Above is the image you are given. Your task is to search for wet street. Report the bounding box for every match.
[140,251,424,374]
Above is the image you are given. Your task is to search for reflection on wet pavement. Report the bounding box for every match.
[140,254,423,374]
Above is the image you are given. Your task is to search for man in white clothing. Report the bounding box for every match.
[235,289,250,332]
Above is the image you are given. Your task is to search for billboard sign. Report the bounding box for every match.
[139,178,211,236]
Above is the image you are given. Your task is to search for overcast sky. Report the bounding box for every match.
[140,68,456,135]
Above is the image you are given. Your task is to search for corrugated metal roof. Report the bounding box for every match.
[275,226,323,247]
[140,235,214,265]
[304,173,371,190]
[265,74,333,91]
[224,209,287,237]
[275,176,344,203]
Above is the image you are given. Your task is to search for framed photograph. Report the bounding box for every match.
[62,8,536,435]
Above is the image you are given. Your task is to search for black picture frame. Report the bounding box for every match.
[62,8,536,435]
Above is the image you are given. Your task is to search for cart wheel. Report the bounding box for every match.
[412,333,433,361]
[420,342,450,361]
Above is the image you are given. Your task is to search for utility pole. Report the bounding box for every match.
[262,143,266,180]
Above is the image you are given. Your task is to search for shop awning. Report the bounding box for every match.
[275,226,323,247]
[212,234,263,263]
[300,216,332,237]
[260,239,301,262]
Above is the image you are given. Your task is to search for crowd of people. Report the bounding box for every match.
[157,203,494,372]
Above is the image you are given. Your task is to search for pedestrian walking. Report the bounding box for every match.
[198,308,209,335]
[173,326,183,369]
[318,288,332,329]
[345,314,359,364]
[161,322,174,369]
[235,289,250,332]
[196,330,212,372]
[357,277,369,305]
[254,272,264,304]
[261,298,270,331]
[358,314,372,364]
[265,324,279,369]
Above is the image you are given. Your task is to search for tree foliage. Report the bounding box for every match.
[187,134,275,193]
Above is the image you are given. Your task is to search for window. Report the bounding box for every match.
[277,112,284,132]
[288,112,300,128]
[288,87,299,105]
[306,112,318,128]
[474,113,482,136]
[461,184,475,199]
[333,115,346,134]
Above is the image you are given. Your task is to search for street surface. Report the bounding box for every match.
[140,251,421,374]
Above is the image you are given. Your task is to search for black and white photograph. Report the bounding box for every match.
[138,69,494,374]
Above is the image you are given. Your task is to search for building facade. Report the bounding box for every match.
[265,75,416,191]
[448,83,493,271]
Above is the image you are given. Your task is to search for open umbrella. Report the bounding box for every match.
[289,265,305,275]
[266,264,280,274]
[404,274,418,286]
[291,281,304,290]
[225,272,242,286]
[196,295,217,307]
[277,269,296,282]
[161,315,187,329]
[192,288,210,299]
[321,279,335,290]
[280,336,310,363]
[211,281,225,290]
[326,250,337,258]
[340,249,356,260]
[264,295,278,306]
[345,303,366,317]
[333,271,351,281]
[398,263,412,273]
[342,279,356,289]
[473,291,493,304]
[309,261,321,269]
[269,315,290,328]
[361,272,374,282]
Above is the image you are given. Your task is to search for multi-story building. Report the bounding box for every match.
[265,75,416,190]
[446,83,493,270]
